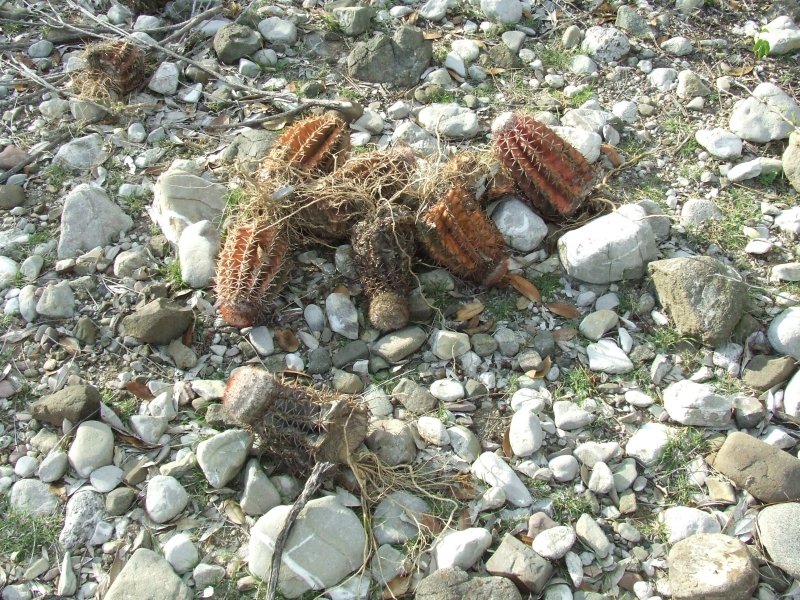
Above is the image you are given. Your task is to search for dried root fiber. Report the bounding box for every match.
[75,40,148,99]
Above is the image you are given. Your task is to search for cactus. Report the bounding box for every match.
[495,113,595,219]
[417,186,509,287]
[223,366,368,474]
[215,220,290,328]
[351,206,416,331]
[80,40,147,97]
[261,113,350,178]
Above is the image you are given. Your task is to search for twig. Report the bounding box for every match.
[266,461,334,600]
[160,5,223,45]
[0,131,70,184]
[210,99,362,129]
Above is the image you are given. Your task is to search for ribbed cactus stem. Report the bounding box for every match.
[262,113,350,177]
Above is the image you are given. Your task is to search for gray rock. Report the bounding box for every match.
[677,69,712,98]
[38,451,68,483]
[553,400,593,430]
[493,327,519,356]
[480,0,522,24]
[372,326,427,363]
[741,355,796,390]
[70,98,109,123]
[680,198,722,226]
[197,429,252,488]
[669,534,758,600]
[366,419,416,465]
[178,220,219,288]
[258,17,297,46]
[152,168,227,244]
[392,378,437,413]
[148,62,180,95]
[551,126,602,163]
[575,514,612,558]
[649,256,747,347]
[106,487,136,516]
[0,256,18,290]
[31,384,100,426]
[448,425,481,462]
[558,211,657,284]
[432,528,492,570]
[57,184,132,258]
[59,490,104,550]
[625,422,671,466]
[486,533,553,593]
[90,465,123,492]
[713,431,800,503]
[768,307,800,359]
[68,421,113,478]
[418,104,479,139]
[36,281,74,318]
[214,23,262,64]
[325,293,359,340]
[579,310,618,341]
[431,330,470,360]
[106,548,192,600]
[193,563,226,588]
[167,339,197,370]
[113,247,150,278]
[0,185,25,209]
[333,6,373,35]
[241,459,281,516]
[163,533,199,573]
[28,39,53,58]
[615,5,650,36]
[249,496,366,598]
[757,503,800,579]
[695,128,743,159]
[373,490,429,544]
[648,67,678,91]
[784,129,800,193]
[130,415,169,444]
[347,26,432,87]
[146,475,189,523]
[415,567,522,600]
[332,369,363,394]
[10,479,59,516]
[121,298,193,344]
[53,134,106,171]
[581,26,630,62]
[491,198,547,252]
[663,380,733,427]
[662,506,721,543]
[756,16,800,55]
[472,452,532,506]
[661,36,694,55]
[531,526,576,560]
[729,82,800,143]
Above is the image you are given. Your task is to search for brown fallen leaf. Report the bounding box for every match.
[506,273,541,303]
[333,283,351,295]
[456,300,485,321]
[552,327,578,341]
[420,512,443,535]
[124,380,154,400]
[274,328,301,352]
[600,143,623,167]
[383,574,412,599]
[222,499,247,525]
[546,302,581,319]
[518,534,534,544]
[423,30,443,39]
[728,64,753,76]
[502,427,513,458]
[525,355,552,379]
[464,318,495,335]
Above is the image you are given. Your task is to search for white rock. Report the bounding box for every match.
[532,526,576,559]
[145,475,188,523]
[695,128,743,159]
[0,257,19,290]
[325,293,359,340]
[727,158,764,182]
[661,36,694,55]
[588,461,614,494]
[430,379,465,402]
[625,390,654,407]
[258,17,297,45]
[661,506,721,543]
[553,401,593,430]
[68,421,113,478]
[549,454,579,482]
[551,126,602,163]
[249,326,275,356]
[581,26,630,62]
[452,39,480,62]
[729,82,800,143]
[472,452,532,506]
[508,406,543,456]
[648,67,678,91]
[148,62,180,95]
[755,16,800,55]
[417,416,450,446]
[784,369,800,417]
[418,104,479,139]
[625,422,671,466]
[164,534,199,573]
[480,0,522,24]
[178,220,219,288]
[432,528,492,570]
[196,429,253,488]
[587,339,634,374]
[57,184,132,258]
[491,197,548,251]
[241,459,282,516]
[510,388,548,412]
[663,380,733,427]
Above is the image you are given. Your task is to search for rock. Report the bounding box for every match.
[130,415,168,444]
[491,198,547,252]
[449,425,481,462]
[38,451,68,483]
[241,459,281,516]
[334,6,373,35]
[14,456,37,477]
[432,528,493,570]
[575,514,612,558]
[105,548,192,600]
[57,553,77,596]
[676,69,711,99]
[148,62,180,95]
[10,479,59,515]
[662,506,721,543]
[480,0,522,24]
[713,431,800,502]
[197,429,252,488]
[178,220,219,288]
[121,298,193,345]
[146,475,189,523]
[418,104,479,139]
[347,26,432,87]
[551,126,602,163]
[366,419,416,465]
[574,441,622,468]
[532,526,576,560]
[249,496,366,598]
[668,534,758,600]
[680,198,722,226]
[755,16,800,55]
[415,567,522,600]
[649,256,747,347]
[193,563,226,588]
[741,355,796,389]
[615,5,650,36]
[214,23,261,64]
[472,452,532,506]
[258,17,297,45]
[784,130,800,193]
[114,247,150,278]
[727,158,770,182]
[373,491,429,544]
[31,384,100,426]
[509,406,543,456]
[325,293,359,340]
[626,422,671,466]
[558,210,657,284]
[0,256,18,290]
[757,503,800,579]
[53,134,106,171]
[36,281,74,319]
[89,465,123,492]
[785,369,800,417]
[372,326,427,363]
[549,454,579,482]
[768,307,800,360]
[106,488,136,516]
[68,421,113,477]
[695,128,743,159]
[648,67,678,91]
[588,461,614,494]
[431,330,470,359]
[59,490,104,550]
[430,379,465,402]
[553,400,593,430]
[57,184,132,258]
[579,310,618,341]
[0,185,25,209]
[167,339,197,370]
[581,26,630,62]
[417,416,450,446]
[661,36,694,55]
[163,534,199,573]
[152,168,226,244]
[587,339,634,374]
[663,380,733,427]
[729,82,800,143]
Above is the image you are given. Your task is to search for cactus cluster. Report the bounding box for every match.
[76,40,148,99]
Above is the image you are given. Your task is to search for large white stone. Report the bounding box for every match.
[768,307,800,360]
[58,184,133,258]
[756,16,800,55]
[729,82,800,143]
[508,406,543,456]
[418,104,479,139]
[587,339,634,374]
[491,197,548,251]
[152,167,227,244]
[695,128,743,159]
[663,380,732,427]
[471,452,532,507]
[431,528,492,570]
[626,422,671,466]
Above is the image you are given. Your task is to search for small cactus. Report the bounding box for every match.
[215,220,290,328]
[351,206,416,331]
[261,113,350,178]
[495,113,595,219]
[80,40,147,97]
[417,186,509,287]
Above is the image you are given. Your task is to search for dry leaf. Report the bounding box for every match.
[262,118,287,131]
[518,534,534,544]
[552,327,578,341]
[423,30,443,39]
[600,143,623,167]
[485,67,507,75]
[525,355,552,379]
[502,427,513,458]
[274,328,301,352]
[464,319,495,335]
[420,512,443,535]
[222,499,247,525]
[506,274,541,303]
[124,380,154,400]
[383,575,412,598]
[451,483,479,501]
[181,322,194,347]
[333,284,351,295]
[546,302,581,319]
[456,301,485,321]
[728,64,753,76]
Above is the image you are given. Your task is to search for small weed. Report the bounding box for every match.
[756,171,780,186]
[226,187,247,210]
[159,259,185,289]
[656,427,709,505]
[699,186,762,254]
[182,467,211,499]
[662,115,692,137]
[539,45,573,70]
[0,314,16,333]
[753,38,770,60]
[559,365,596,402]
[551,488,593,523]
[566,85,595,108]
[638,517,668,544]
[678,138,700,158]
[427,87,456,103]
[44,163,68,190]
[506,372,522,394]
[338,87,365,102]
[422,282,453,314]
[12,272,25,287]
[484,290,518,321]
[433,45,448,62]
[529,478,551,498]
[533,273,562,301]
[0,496,64,561]
[320,11,342,33]
[113,393,138,418]
[647,326,682,354]
[27,230,52,247]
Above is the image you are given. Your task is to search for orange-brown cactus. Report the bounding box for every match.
[495,113,595,219]
[215,221,290,328]
[261,113,350,177]
[417,186,509,287]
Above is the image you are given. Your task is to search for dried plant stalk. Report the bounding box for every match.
[495,113,595,219]
[76,40,147,98]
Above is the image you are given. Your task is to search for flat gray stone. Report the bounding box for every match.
[57,184,132,258]
[106,548,192,600]
[758,503,800,579]
[669,534,758,600]
[196,429,252,488]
